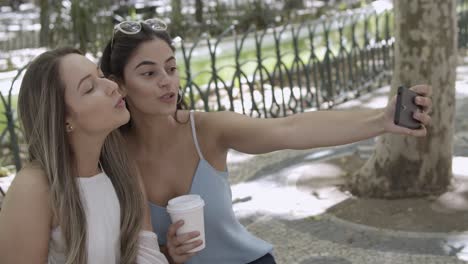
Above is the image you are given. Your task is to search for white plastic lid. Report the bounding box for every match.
[167,194,205,213]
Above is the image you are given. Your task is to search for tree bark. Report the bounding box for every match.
[348,0,457,198]
[171,0,183,35]
[195,0,203,24]
[39,0,50,47]
[285,0,304,10]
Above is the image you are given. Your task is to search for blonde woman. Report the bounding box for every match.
[0,48,168,264]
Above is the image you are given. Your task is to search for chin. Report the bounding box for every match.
[157,105,177,116]
[169,104,179,113]
[122,113,131,124]
[115,111,131,127]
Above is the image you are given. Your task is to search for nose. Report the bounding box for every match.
[103,78,119,96]
[158,71,171,89]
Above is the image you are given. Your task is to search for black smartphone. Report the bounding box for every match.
[394,86,422,129]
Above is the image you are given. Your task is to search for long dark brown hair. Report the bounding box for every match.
[100,23,188,127]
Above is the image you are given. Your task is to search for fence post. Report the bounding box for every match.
[322,19,334,103]
[0,66,27,171]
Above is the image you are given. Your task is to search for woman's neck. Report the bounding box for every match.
[69,132,105,178]
[127,111,186,155]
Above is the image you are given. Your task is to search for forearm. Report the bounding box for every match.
[284,108,385,149]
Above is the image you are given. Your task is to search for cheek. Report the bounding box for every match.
[126,79,158,110]
[172,73,180,86]
[76,101,108,124]
[127,90,157,114]
[129,78,156,98]
[73,98,120,131]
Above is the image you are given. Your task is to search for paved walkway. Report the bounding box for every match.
[228,65,468,263]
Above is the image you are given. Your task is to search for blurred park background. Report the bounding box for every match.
[0,0,403,173]
[1,1,468,263]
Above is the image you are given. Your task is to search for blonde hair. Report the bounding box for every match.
[17,47,144,264]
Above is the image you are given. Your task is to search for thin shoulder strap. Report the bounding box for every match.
[189,110,205,160]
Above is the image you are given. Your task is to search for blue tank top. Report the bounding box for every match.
[149,111,273,264]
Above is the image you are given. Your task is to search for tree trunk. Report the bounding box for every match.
[195,0,203,24]
[348,0,457,198]
[39,0,50,47]
[285,0,304,10]
[171,0,183,35]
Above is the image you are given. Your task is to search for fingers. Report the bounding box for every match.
[167,239,200,264]
[398,125,427,137]
[166,221,202,264]
[167,220,184,246]
[409,85,432,133]
[415,96,432,113]
[410,84,432,97]
[413,111,432,126]
[173,240,203,255]
[174,231,200,246]
[409,125,427,137]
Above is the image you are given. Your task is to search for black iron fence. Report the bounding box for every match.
[179,5,394,118]
[1,0,468,172]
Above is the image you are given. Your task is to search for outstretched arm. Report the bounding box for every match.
[208,85,432,154]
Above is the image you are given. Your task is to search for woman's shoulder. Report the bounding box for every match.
[0,161,52,261]
[174,109,191,123]
[17,161,48,183]
[1,160,51,218]
[189,110,235,127]
[6,161,50,201]
[175,110,223,127]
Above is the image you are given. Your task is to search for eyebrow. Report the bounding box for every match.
[77,74,92,91]
[134,60,155,70]
[166,56,175,63]
[134,56,176,70]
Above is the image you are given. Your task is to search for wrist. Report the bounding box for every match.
[160,245,173,263]
[376,108,387,134]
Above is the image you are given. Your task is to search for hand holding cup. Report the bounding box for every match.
[166,220,203,263]
[166,195,206,263]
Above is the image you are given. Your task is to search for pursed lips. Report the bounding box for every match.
[115,97,125,108]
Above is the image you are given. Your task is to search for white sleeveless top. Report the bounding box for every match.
[48,172,120,263]
[47,172,168,264]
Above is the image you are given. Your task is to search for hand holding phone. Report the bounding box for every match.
[394,86,422,129]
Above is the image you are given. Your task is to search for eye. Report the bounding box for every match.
[168,66,177,73]
[142,71,155,76]
[85,86,94,94]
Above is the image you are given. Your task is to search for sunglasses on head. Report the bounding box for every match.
[111,18,168,49]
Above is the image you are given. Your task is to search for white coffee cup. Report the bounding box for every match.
[167,194,206,253]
